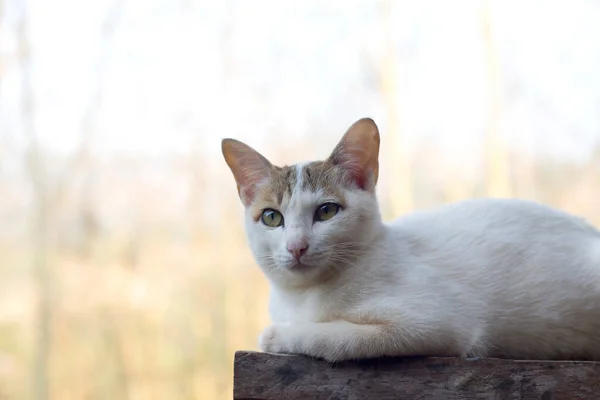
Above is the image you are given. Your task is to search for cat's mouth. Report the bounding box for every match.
[287,260,316,271]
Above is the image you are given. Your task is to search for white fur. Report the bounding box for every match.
[246,182,600,362]
[294,162,308,192]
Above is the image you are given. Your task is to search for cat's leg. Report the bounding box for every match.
[259,320,440,362]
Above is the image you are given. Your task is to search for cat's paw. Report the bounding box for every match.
[258,323,295,354]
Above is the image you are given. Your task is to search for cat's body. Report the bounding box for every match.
[267,198,600,361]
[222,118,600,362]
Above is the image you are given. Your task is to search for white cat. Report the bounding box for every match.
[222,117,600,362]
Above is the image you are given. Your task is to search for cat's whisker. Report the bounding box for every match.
[326,256,365,270]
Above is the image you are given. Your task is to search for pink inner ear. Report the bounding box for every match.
[222,138,273,206]
[331,142,377,190]
[239,178,260,205]
[334,156,371,190]
[239,184,253,204]
[235,166,270,206]
[328,118,380,191]
[353,170,369,190]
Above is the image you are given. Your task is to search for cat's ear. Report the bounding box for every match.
[222,138,273,206]
[328,117,380,191]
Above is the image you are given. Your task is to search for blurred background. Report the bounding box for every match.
[0,0,599,398]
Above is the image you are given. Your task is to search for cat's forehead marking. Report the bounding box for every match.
[271,165,297,204]
[248,165,296,220]
[294,162,309,193]
[249,160,348,220]
[300,161,347,199]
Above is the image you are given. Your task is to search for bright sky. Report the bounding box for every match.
[1,0,599,163]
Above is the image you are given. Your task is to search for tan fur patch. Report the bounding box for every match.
[300,161,349,205]
[249,160,353,219]
[249,165,296,221]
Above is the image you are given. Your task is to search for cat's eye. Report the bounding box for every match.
[261,209,284,227]
[315,203,340,222]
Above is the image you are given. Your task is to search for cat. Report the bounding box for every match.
[221,117,600,362]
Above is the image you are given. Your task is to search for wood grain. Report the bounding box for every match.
[233,351,600,399]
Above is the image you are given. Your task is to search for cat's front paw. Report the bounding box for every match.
[259,323,295,355]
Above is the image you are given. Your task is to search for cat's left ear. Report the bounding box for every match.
[328,117,380,191]
[222,138,273,206]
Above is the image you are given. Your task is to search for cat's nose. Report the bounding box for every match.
[287,240,309,260]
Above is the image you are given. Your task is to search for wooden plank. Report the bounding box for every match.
[233,351,600,400]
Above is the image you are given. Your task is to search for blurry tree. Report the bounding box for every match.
[0,1,3,171]
[0,0,7,168]
[215,2,236,396]
[183,1,240,398]
[380,0,413,217]
[505,78,537,199]
[16,2,51,398]
[68,0,124,259]
[16,0,125,397]
[98,311,130,400]
[0,0,4,92]
[482,0,512,198]
[512,151,537,199]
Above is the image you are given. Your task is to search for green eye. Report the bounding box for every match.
[315,203,340,222]
[261,209,284,227]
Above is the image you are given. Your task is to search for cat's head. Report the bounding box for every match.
[222,118,383,288]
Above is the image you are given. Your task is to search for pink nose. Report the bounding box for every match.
[287,241,309,260]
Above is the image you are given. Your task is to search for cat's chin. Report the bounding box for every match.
[286,260,317,271]
[277,259,330,277]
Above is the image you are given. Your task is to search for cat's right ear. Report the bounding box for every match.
[222,138,273,207]
[328,118,380,191]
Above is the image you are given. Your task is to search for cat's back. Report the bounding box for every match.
[388,197,599,242]
[383,198,600,361]
[385,197,600,287]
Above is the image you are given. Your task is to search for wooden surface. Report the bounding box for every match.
[233,351,600,399]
